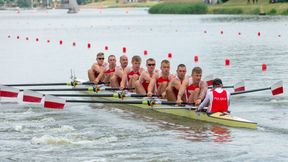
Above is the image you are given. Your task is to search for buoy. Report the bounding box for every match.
[123,47,126,53]
[238,32,241,35]
[144,50,148,56]
[104,46,108,50]
[8,35,11,38]
[204,30,207,34]
[47,40,50,43]
[262,64,267,71]
[194,55,198,62]
[26,37,29,40]
[220,31,224,35]
[258,32,261,37]
[87,43,91,49]
[36,38,39,42]
[225,58,230,66]
[17,36,19,39]
[278,34,281,37]
[168,53,172,59]
[72,42,76,46]
[59,40,63,45]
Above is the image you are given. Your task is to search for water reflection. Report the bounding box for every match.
[201,15,288,23]
[177,124,232,143]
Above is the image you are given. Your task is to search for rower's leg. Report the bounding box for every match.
[157,82,168,98]
[135,81,146,95]
[88,69,95,82]
[166,86,177,101]
[110,75,119,87]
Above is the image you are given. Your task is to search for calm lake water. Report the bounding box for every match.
[0,8,288,161]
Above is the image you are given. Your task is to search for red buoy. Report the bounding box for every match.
[168,53,172,59]
[47,40,50,43]
[194,55,198,62]
[104,46,108,50]
[72,42,76,46]
[17,36,19,39]
[8,35,11,38]
[26,37,29,40]
[144,50,148,56]
[238,32,241,35]
[36,38,39,42]
[258,32,261,37]
[123,47,126,53]
[220,31,224,35]
[59,40,63,45]
[262,64,267,71]
[225,58,230,66]
[87,43,91,49]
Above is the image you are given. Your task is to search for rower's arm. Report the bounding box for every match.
[177,78,188,101]
[199,81,208,100]
[197,91,210,111]
[120,68,128,88]
[95,67,105,83]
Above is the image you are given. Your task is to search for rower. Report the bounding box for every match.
[147,59,175,98]
[87,52,108,84]
[103,55,116,84]
[135,58,159,94]
[166,64,187,101]
[110,55,128,88]
[120,55,144,90]
[197,78,231,113]
[176,66,208,106]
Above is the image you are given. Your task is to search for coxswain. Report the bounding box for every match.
[197,78,230,113]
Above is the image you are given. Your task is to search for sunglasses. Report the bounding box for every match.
[97,58,104,60]
[147,64,155,66]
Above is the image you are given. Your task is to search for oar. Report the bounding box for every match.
[231,81,283,96]
[19,87,134,93]
[50,93,159,98]
[4,81,107,87]
[65,99,189,106]
[208,81,245,92]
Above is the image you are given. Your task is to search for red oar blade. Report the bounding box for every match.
[271,81,284,96]
[234,81,245,92]
[23,90,43,103]
[44,95,66,109]
[0,85,19,98]
[204,74,213,86]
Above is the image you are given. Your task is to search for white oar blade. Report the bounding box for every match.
[0,85,19,98]
[23,90,43,103]
[271,81,284,96]
[204,75,213,86]
[44,95,66,109]
[234,81,245,92]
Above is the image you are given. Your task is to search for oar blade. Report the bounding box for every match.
[204,74,214,86]
[23,90,43,103]
[44,95,66,109]
[0,85,19,98]
[271,81,284,96]
[234,81,245,92]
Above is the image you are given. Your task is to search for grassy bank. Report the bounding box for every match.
[148,2,207,14]
[148,0,288,15]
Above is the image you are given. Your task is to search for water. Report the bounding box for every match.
[0,8,288,161]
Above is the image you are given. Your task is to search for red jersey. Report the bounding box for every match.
[210,90,228,113]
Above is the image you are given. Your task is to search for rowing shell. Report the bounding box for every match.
[81,85,257,129]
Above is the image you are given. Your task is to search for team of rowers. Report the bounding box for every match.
[88,52,230,113]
